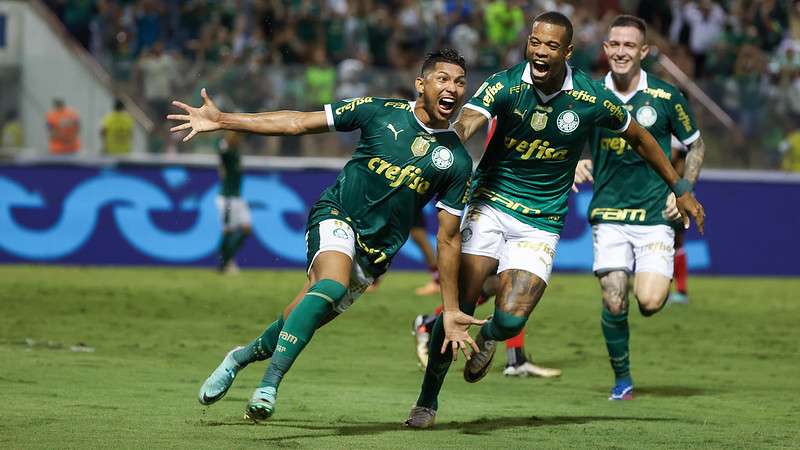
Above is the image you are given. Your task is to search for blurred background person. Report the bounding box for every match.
[46,98,81,155]
[100,99,134,156]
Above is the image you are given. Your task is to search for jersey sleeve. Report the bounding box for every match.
[324,97,381,132]
[435,150,473,217]
[668,90,701,145]
[464,72,510,120]
[594,87,631,133]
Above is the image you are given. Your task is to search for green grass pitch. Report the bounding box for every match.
[1,266,798,449]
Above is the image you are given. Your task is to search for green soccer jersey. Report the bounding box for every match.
[310,97,473,277]
[588,70,700,226]
[218,136,242,197]
[465,62,631,233]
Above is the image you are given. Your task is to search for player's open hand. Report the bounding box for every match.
[167,88,222,142]
[676,192,705,234]
[441,310,486,361]
[662,193,681,222]
[572,159,594,192]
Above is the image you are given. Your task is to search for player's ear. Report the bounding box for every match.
[565,44,574,61]
[415,76,425,97]
[640,43,650,59]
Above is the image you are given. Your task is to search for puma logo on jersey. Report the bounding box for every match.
[513,108,527,118]
[387,123,404,140]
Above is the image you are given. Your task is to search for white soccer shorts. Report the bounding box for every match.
[215,195,252,231]
[592,223,675,278]
[306,219,374,314]
[460,203,560,284]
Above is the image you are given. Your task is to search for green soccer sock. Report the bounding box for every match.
[479,309,528,341]
[232,316,285,367]
[601,307,632,384]
[259,279,347,389]
[218,233,233,268]
[416,301,478,410]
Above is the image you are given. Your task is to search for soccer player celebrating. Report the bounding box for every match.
[215,131,251,274]
[406,12,705,428]
[573,15,706,400]
[168,49,484,421]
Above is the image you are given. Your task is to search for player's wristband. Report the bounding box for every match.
[671,178,693,197]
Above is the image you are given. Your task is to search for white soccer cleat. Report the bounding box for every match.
[502,361,562,378]
[198,346,243,405]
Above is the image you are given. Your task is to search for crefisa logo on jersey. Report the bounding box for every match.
[636,106,657,127]
[431,146,454,170]
[556,110,580,133]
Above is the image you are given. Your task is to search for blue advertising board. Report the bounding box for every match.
[0,164,797,275]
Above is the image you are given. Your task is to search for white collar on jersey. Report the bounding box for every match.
[408,101,455,134]
[521,62,574,103]
[604,69,648,103]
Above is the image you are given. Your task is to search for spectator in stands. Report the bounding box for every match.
[305,46,336,108]
[100,99,134,155]
[484,0,525,54]
[138,41,174,152]
[1,110,23,150]
[46,98,81,155]
[779,126,800,171]
[679,0,727,78]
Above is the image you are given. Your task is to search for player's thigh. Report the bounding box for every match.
[495,223,558,316]
[633,272,671,309]
[592,224,635,275]
[306,218,356,286]
[230,197,252,230]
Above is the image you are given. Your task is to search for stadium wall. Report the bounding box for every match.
[1,160,798,276]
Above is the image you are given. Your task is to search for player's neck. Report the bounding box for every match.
[413,102,449,130]
[611,69,641,96]
[533,63,567,96]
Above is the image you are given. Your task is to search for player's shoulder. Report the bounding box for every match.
[435,132,473,166]
[641,73,683,102]
[567,68,609,105]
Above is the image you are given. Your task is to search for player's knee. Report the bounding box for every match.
[637,292,668,317]
[491,309,528,340]
[602,293,626,315]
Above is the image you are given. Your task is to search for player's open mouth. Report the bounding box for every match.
[531,60,550,78]
[438,97,456,115]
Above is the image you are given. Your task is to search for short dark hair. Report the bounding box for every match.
[533,11,573,45]
[609,15,647,40]
[114,99,125,110]
[420,48,466,76]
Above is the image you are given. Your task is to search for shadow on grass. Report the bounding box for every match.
[635,385,712,397]
[201,414,684,442]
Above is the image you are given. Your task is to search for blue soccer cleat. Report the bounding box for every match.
[198,346,243,405]
[608,381,634,400]
[245,386,277,422]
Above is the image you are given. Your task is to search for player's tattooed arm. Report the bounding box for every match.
[683,136,706,186]
[452,107,489,143]
[169,88,329,142]
[623,121,705,233]
[436,209,485,360]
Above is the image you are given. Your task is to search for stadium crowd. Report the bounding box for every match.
[18,1,800,168]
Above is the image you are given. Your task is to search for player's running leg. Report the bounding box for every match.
[246,251,352,421]
[464,269,546,382]
[406,253,496,428]
[599,270,634,400]
[198,282,310,406]
[670,229,689,304]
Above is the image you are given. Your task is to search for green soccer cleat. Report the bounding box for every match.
[463,331,497,383]
[245,386,277,422]
[198,346,243,405]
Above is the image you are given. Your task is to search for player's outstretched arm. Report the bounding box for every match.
[622,120,705,233]
[452,107,489,144]
[435,209,485,361]
[168,88,329,142]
